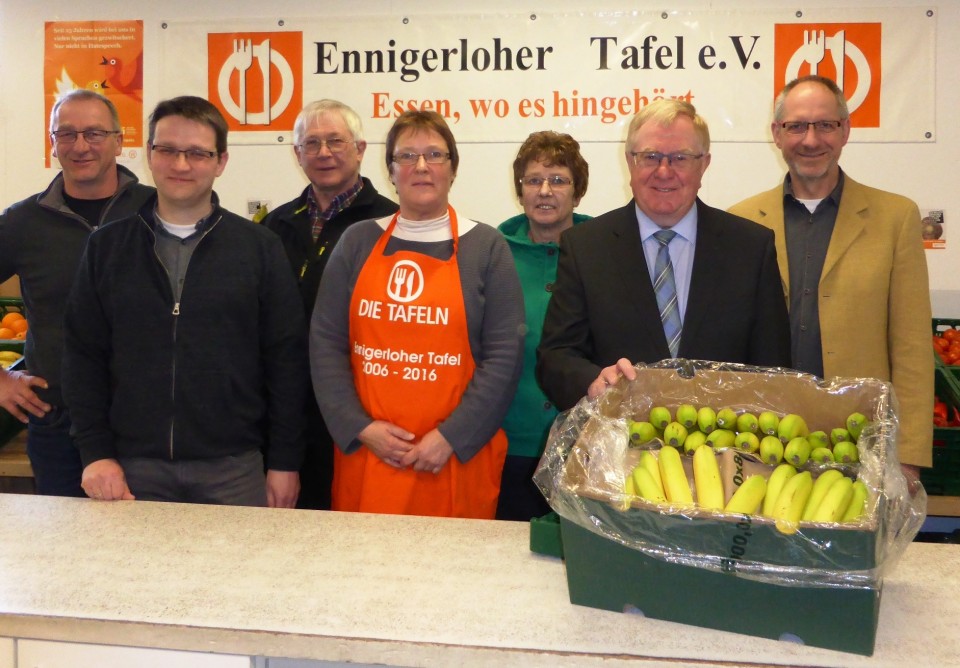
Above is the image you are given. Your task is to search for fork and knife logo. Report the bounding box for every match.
[217,38,295,125]
[784,29,873,114]
[387,261,424,303]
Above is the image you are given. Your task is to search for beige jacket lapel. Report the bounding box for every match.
[753,189,790,302]
[821,176,868,283]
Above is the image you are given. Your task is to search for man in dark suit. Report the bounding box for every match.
[536,99,791,410]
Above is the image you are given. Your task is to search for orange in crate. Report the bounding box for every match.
[0,312,24,329]
[0,327,14,339]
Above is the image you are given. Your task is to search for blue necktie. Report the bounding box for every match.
[653,229,682,357]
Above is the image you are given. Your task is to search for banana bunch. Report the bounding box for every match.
[628,407,869,468]
[623,405,873,528]
[625,445,692,507]
[762,465,869,532]
[0,350,23,370]
[623,446,871,529]
[625,443,765,514]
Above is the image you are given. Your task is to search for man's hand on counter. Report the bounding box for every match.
[266,470,300,508]
[81,459,135,501]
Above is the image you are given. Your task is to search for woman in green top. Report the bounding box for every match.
[496,131,590,521]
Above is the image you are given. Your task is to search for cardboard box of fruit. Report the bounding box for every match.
[534,360,925,656]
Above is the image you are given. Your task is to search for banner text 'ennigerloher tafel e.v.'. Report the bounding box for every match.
[157,8,934,145]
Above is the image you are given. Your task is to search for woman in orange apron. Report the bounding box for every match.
[310,110,525,519]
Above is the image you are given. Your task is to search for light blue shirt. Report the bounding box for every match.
[636,204,697,324]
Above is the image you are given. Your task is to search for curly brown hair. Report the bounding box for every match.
[511,131,589,200]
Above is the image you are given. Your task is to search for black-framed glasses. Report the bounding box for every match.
[149,143,219,163]
[779,120,844,135]
[519,175,573,189]
[298,138,354,155]
[50,129,121,144]
[393,151,451,166]
[630,151,705,171]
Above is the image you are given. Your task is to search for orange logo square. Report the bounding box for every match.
[207,32,302,132]
[774,23,882,127]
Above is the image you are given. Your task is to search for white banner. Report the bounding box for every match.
[158,7,936,146]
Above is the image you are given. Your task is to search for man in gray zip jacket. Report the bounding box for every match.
[0,89,154,496]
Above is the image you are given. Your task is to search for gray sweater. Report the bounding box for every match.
[310,217,524,463]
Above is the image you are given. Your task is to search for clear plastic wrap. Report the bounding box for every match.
[534,359,926,589]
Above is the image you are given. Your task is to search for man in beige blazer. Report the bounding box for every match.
[729,75,932,473]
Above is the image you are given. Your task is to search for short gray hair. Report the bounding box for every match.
[293,99,364,145]
[626,98,710,155]
[774,75,850,122]
[50,90,121,132]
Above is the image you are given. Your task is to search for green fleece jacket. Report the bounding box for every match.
[498,212,590,458]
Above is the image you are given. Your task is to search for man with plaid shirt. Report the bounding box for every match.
[262,99,397,509]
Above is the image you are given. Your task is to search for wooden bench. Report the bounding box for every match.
[929,495,960,517]
[0,430,35,493]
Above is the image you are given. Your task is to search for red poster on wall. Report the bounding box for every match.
[43,20,144,167]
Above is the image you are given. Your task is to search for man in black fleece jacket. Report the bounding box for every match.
[62,96,308,507]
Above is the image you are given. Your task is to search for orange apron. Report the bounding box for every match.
[332,207,507,518]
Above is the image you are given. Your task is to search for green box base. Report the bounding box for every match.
[559,518,881,656]
[529,512,563,558]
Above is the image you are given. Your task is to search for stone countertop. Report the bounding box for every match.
[0,493,957,667]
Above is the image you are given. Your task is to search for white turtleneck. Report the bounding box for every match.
[381,210,478,241]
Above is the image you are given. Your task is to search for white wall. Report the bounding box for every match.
[3,0,958,314]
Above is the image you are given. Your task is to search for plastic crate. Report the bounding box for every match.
[0,356,26,446]
[935,365,960,413]
[529,512,564,558]
[933,317,960,368]
[0,297,24,319]
[932,317,960,338]
[0,298,27,446]
[0,297,26,354]
[920,427,960,497]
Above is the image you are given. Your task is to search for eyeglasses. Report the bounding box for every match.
[298,138,354,155]
[779,120,844,135]
[50,129,121,144]
[393,151,451,166]
[520,175,573,189]
[630,151,705,171]
[149,144,219,163]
